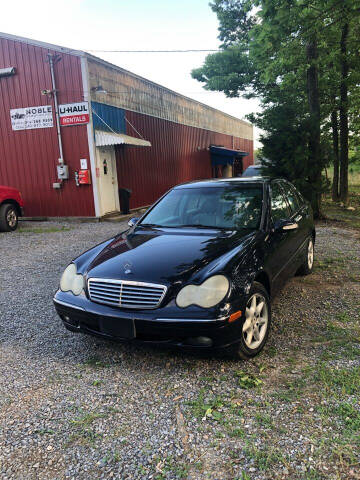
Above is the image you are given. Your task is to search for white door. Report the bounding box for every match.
[96,146,119,216]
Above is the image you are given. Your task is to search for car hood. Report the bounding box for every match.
[85,226,257,286]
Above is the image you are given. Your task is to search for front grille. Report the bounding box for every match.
[87,278,167,309]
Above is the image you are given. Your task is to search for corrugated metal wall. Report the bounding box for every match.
[0,37,94,217]
[233,137,253,171]
[116,110,254,209]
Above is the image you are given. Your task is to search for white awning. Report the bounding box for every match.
[95,130,151,147]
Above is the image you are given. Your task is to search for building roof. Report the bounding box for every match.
[0,31,252,130]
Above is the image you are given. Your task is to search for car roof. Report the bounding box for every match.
[174,176,270,189]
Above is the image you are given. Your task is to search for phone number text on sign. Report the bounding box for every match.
[10,105,53,131]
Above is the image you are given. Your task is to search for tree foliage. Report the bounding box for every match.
[192,0,360,215]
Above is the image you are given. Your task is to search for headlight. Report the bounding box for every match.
[176,275,230,309]
[60,263,84,296]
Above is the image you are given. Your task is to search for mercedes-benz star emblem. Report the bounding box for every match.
[124,262,132,274]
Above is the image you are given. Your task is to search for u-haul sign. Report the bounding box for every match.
[59,101,89,126]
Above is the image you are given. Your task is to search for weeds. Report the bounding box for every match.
[235,371,263,389]
[243,442,286,471]
[83,356,110,368]
[316,364,360,396]
[187,390,225,420]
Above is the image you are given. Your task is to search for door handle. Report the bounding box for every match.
[282,222,298,231]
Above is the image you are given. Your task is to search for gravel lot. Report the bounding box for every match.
[0,220,359,480]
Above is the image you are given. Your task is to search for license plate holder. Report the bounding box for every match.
[99,317,135,339]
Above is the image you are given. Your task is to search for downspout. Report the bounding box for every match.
[48,53,64,165]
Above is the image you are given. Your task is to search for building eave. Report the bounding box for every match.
[0,31,253,130]
[0,31,86,57]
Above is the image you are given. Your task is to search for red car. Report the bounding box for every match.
[0,186,24,231]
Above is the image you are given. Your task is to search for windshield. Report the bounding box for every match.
[140,185,263,230]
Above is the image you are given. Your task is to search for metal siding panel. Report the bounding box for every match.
[91,101,126,133]
[0,37,94,216]
[116,110,253,209]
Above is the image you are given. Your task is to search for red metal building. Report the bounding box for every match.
[0,32,253,218]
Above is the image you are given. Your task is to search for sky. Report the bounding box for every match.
[0,0,261,147]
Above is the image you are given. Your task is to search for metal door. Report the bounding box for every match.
[97,147,119,216]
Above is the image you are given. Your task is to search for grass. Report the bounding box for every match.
[314,316,360,360]
[329,402,360,434]
[66,409,105,447]
[70,411,105,427]
[187,389,226,421]
[315,399,360,467]
[243,443,287,471]
[255,412,274,429]
[228,427,246,438]
[83,356,110,368]
[322,161,360,229]
[316,364,360,396]
[153,455,189,480]
[235,370,263,389]
[314,256,344,271]
[92,379,103,387]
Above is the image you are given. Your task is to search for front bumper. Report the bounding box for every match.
[53,291,244,351]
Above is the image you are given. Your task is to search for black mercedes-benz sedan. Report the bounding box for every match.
[54,177,315,359]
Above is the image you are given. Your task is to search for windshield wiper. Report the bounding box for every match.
[138,223,164,228]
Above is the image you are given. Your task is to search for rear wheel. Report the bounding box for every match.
[297,237,314,276]
[235,281,271,359]
[0,204,18,232]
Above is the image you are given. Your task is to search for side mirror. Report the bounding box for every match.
[274,219,298,232]
[127,217,139,228]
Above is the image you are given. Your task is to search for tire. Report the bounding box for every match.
[0,203,18,232]
[297,237,314,276]
[235,281,271,360]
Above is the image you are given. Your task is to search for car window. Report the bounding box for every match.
[290,184,305,206]
[141,185,264,230]
[270,183,290,222]
[281,182,301,214]
[242,166,261,177]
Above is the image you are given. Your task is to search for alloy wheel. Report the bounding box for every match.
[6,209,17,228]
[308,239,314,269]
[242,293,269,350]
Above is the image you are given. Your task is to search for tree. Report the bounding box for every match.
[339,22,349,204]
[331,108,340,200]
[192,0,360,215]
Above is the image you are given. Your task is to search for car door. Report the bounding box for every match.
[264,181,294,293]
[280,181,309,272]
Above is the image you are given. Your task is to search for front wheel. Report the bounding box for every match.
[235,281,271,359]
[0,204,19,232]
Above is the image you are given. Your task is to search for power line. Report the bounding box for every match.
[85,48,220,53]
